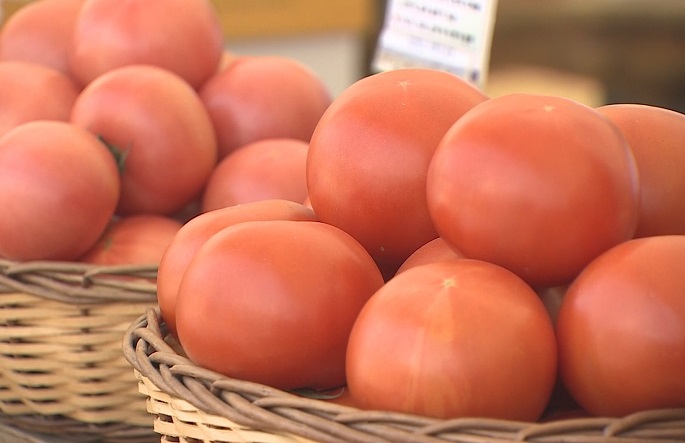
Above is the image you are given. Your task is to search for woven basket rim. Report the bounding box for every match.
[123,308,685,443]
[0,258,158,304]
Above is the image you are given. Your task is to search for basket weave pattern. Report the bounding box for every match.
[0,259,160,442]
[124,308,685,443]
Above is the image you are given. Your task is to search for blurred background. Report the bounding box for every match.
[2,0,684,111]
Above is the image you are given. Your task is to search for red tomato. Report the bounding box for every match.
[0,0,87,75]
[427,93,640,288]
[556,235,685,417]
[79,214,182,265]
[175,219,384,390]
[68,0,223,89]
[201,138,309,212]
[395,237,464,275]
[597,103,685,237]
[157,199,317,335]
[0,60,80,139]
[198,55,333,159]
[0,120,120,260]
[346,259,558,421]
[69,64,218,216]
[307,68,488,275]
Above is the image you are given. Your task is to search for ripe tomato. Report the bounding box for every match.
[157,199,317,335]
[427,93,640,288]
[307,69,488,274]
[198,55,333,159]
[394,237,463,275]
[346,259,557,421]
[68,0,223,89]
[0,60,80,139]
[556,235,685,417]
[175,219,384,390]
[79,214,182,265]
[0,120,120,260]
[201,138,309,212]
[0,0,87,75]
[597,103,685,237]
[69,64,218,216]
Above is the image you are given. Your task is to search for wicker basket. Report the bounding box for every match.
[124,308,685,443]
[0,259,160,443]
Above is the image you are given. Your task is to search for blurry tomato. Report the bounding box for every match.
[70,64,218,216]
[346,259,557,421]
[0,60,80,139]
[307,68,488,274]
[175,219,384,390]
[556,235,685,417]
[157,199,317,335]
[0,0,86,75]
[199,55,332,159]
[68,0,223,88]
[597,103,685,237]
[427,93,640,288]
[79,214,182,265]
[0,120,119,260]
[394,237,463,275]
[201,138,309,212]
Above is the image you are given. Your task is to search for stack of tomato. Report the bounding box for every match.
[2,0,685,426]
[0,0,330,266]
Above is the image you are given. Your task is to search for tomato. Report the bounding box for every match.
[198,55,333,159]
[201,138,309,212]
[0,120,120,260]
[79,214,182,265]
[0,60,80,139]
[0,0,87,75]
[427,93,640,288]
[394,237,464,275]
[175,219,384,390]
[597,103,685,237]
[556,235,685,417]
[69,64,218,216]
[346,259,557,421]
[68,0,223,89]
[306,68,488,275]
[157,199,317,335]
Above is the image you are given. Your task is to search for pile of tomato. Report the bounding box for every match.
[1,0,684,425]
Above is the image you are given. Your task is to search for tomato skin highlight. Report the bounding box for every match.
[597,103,685,237]
[0,120,120,261]
[556,235,685,417]
[175,219,385,391]
[346,259,558,421]
[427,93,641,288]
[307,68,488,273]
[157,199,318,336]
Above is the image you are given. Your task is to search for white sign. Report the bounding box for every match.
[372,0,499,89]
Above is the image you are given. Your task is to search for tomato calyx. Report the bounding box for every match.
[97,135,129,175]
